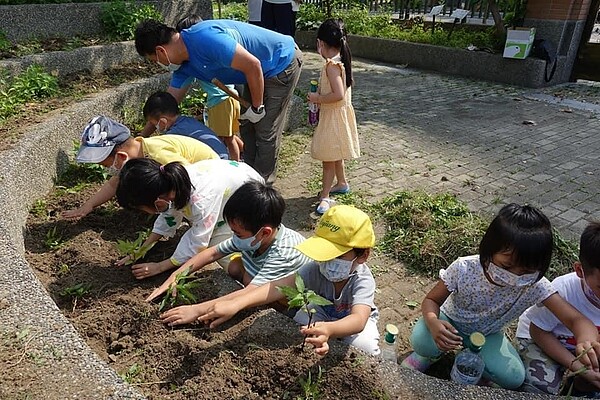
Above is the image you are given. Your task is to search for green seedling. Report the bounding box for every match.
[30,199,48,218]
[115,230,156,265]
[158,268,201,312]
[60,283,92,312]
[119,363,142,384]
[277,274,332,350]
[298,366,323,400]
[44,226,64,250]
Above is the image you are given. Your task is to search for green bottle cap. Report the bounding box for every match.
[384,324,398,344]
[469,332,485,351]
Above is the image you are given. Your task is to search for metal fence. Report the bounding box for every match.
[303,0,507,23]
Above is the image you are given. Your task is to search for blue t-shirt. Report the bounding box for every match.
[171,20,296,87]
[166,115,229,159]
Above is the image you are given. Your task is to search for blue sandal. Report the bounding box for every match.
[330,185,350,195]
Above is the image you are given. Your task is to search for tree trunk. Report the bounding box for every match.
[488,0,506,37]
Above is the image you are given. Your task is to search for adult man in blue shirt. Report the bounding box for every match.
[134,19,303,184]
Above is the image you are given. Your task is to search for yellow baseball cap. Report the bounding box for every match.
[296,205,375,261]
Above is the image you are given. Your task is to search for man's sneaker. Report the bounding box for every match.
[400,352,436,372]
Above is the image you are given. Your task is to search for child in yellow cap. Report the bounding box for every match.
[161,204,381,356]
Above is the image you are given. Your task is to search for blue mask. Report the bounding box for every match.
[232,229,262,251]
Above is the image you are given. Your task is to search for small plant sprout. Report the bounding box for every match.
[44,226,64,250]
[115,230,156,265]
[119,363,142,384]
[558,346,594,397]
[298,365,323,400]
[158,268,201,312]
[277,273,332,350]
[60,283,92,312]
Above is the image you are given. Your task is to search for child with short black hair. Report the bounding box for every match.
[401,203,600,390]
[162,205,381,357]
[115,158,262,278]
[142,91,229,160]
[147,180,311,303]
[517,221,600,396]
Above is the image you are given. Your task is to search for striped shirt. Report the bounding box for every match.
[217,224,311,285]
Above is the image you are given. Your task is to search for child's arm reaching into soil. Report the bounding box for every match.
[146,246,226,302]
[422,280,462,351]
[300,304,371,356]
[62,176,119,220]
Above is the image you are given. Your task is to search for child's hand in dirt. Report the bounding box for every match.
[131,262,167,279]
[197,300,239,328]
[301,322,331,356]
[581,368,600,390]
[62,204,93,220]
[160,304,200,326]
[115,255,133,267]
[429,318,462,352]
[146,275,177,302]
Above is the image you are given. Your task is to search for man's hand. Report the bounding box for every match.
[62,204,93,220]
[239,105,265,123]
[301,322,332,356]
[427,318,462,352]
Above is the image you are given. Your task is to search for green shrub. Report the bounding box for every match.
[101,1,163,41]
[0,64,59,120]
[216,1,248,21]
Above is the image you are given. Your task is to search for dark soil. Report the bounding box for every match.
[0,36,112,60]
[24,178,390,399]
[0,61,162,151]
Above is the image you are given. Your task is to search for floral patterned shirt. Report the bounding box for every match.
[439,255,555,335]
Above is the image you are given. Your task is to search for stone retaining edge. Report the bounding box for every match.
[296,30,563,88]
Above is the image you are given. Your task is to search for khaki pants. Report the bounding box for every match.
[240,47,303,184]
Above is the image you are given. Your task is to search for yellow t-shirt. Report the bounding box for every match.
[136,135,219,165]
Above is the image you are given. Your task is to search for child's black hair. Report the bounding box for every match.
[580,221,600,274]
[479,203,553,279]
[223,180,285,234]
[317,18,353,88]
[143,91,179,120]
[116,158,192,211]
[134,20,177,57]
[176,14,202,32]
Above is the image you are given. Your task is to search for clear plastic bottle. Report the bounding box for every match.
[380,324,399,363]
[308,79,320,127]
[450,332,486,385]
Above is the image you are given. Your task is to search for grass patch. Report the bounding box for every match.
[278,128,312,178]
[373,191,578,280]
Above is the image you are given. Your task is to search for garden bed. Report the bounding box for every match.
[23,180,390,399]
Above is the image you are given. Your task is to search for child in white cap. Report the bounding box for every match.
[161,204,380,356]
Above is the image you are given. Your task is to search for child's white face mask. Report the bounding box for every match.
[582,272,600,308]
[106,153,129,176]
[318,257,356,282]
[487,262,538,287]
[231,228,263,251]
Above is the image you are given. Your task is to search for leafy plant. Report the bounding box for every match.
[179,86,208,118]
[158,268,201,312]
[30,199,48,218]
[44,226,64,250]
[119,363,143,384]
[0,30,10,52]
[60,282,92,311]
[277,274,332,350]
[101,1,163,41]
[116,230,156,265]
[298,365,323,400]
[0,64,59,120]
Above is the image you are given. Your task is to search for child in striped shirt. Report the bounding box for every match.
[147,180,311,303]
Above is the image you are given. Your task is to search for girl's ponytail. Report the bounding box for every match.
[116,158,192,210]
[339,34,353,87]
[317,18,353,88]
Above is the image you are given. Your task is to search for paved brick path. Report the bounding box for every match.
[293,52,600,240]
